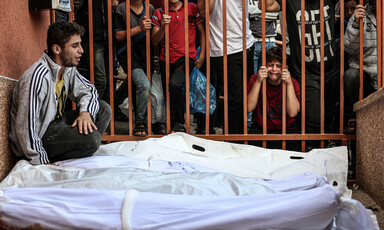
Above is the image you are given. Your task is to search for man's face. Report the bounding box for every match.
[59,34,83,67]
[266,61,282,85]
[345,1,357,20]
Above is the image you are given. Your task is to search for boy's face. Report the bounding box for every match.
[345,1,357,20]
[58,34,83,68]
[266,61,282,84]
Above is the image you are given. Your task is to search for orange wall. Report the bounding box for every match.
[0,1,51,80]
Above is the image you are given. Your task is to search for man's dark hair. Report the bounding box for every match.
[47,21,85,56]
[266,46,282,64]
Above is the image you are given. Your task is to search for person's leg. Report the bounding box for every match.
[343,67,359,125]
[253,41,262,74]
[131,68,150,136]
[226,47,254,134]
[84,42,107,99]
[131,69,150,123]
[324,72,340,134]
[304,79,321,150]
[95,100,112,135]
[226,51,244,134]
[42,112,101,162]
[169,58,194,128]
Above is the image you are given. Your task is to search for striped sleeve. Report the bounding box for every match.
[75,72,99,120]
[152,9,162,28]
[27,63,50,164]
[192,3,204,25]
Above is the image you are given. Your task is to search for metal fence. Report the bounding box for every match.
[52,0,383,151]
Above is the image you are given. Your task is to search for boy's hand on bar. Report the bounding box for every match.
[257,66,268,83]
[354,5,366,23]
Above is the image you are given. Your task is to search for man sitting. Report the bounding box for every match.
[9,21,111,165]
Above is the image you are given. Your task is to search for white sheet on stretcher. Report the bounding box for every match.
[97,133,348,189]
[0,158,328,196]
[0,185,375,230]
[0,134,375,229]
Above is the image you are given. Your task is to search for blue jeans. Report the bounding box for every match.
[83,41,108,99]
[115,68,150,125]
[253,41,275,74]
[42,100,112,162]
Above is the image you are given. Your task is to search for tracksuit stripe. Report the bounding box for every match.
[76,73,99,119]
[28,63,49,164]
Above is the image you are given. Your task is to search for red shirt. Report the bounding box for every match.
[152,3,204,63]
[247,74,301,130]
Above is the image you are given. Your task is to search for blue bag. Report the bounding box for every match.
[189,67,216,114]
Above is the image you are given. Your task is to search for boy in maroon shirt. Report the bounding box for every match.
[151,0,205,132]
[247,46,301,150]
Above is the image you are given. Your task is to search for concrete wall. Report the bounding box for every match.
[355,87,384,209]
[0,1,50,80]
[0,76,18,180]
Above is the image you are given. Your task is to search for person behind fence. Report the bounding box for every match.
[343,0,377,134]
[247,46,301,150]
[262,0,340,151]
[197,0,255,135]
[334,0,358,40]
[76,0,112,103]
[151,0,206,133]
[9,21,112,165]
[113,0,155,136]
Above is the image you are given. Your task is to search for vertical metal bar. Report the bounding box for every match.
[205,0,211,135]
[165,0,171,133]
[68,0,74,22]
[301,0,306,152]
[359,0,364,100]
[340,0,345,135]
[146,0,152,135]
[281,0,287,150]
[126,1,133,135]
[242,0,248,136]
[261,0,267,148]
[377,0,382,89]
[71,0,76,111]
[107,0,115,135]
[50,9,55,23]
[320,0,325,148]
[88,0,95,84]
[185,2,191,134]
[223,0,229,135]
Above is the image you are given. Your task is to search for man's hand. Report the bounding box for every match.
[161,14,171,28]
[354,5,366,23]
[71,112,98,135]
[194,57,205,69]
[280,69,293,86]
[257,66,268,83]
[140,16,152,32]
